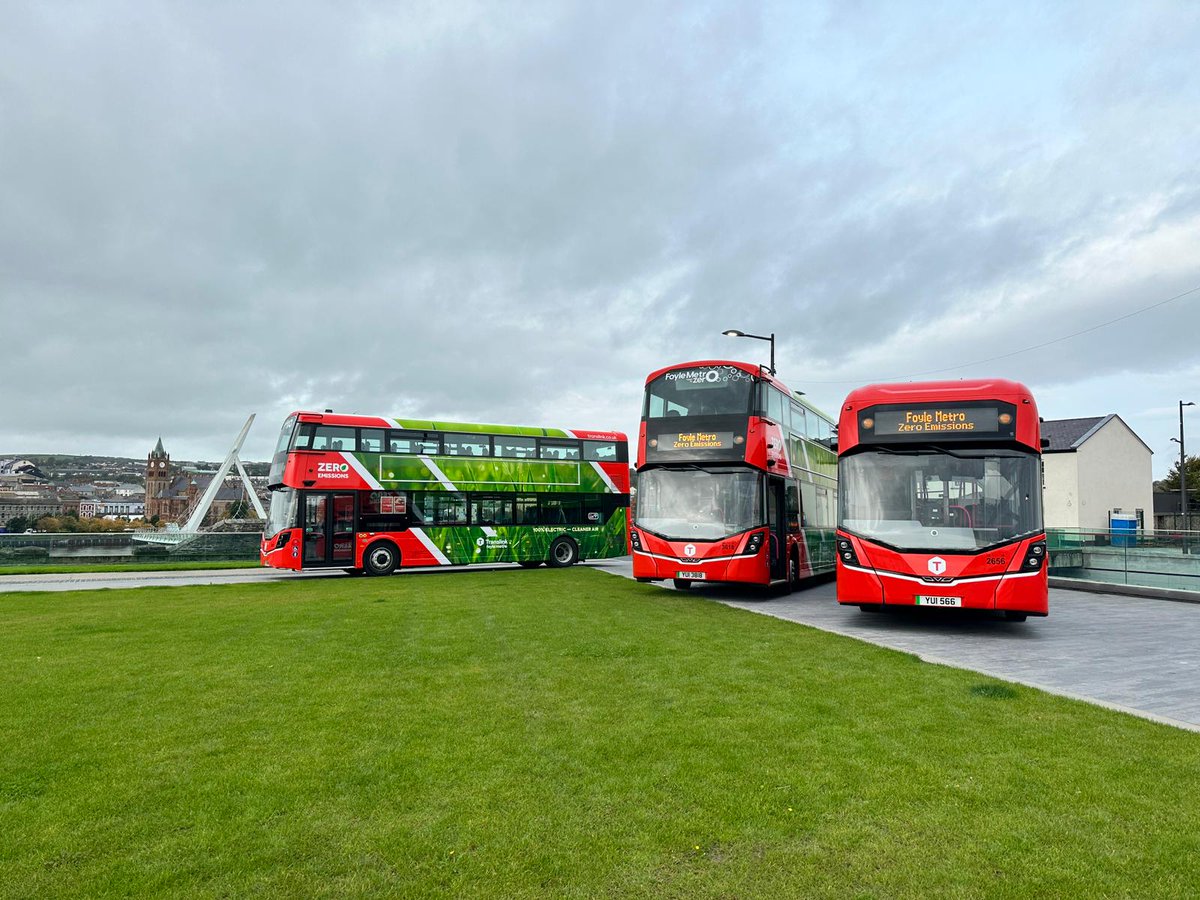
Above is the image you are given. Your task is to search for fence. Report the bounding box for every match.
[1047,528,1200,593]
[0,531,262,568]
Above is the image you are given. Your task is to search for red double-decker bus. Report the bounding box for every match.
[835,379,1048,620]
[631,360,838,591]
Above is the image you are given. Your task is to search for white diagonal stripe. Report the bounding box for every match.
[409,528,451,565]
[418,455,458,491]
[341,453,384,490]
[589,461,619,494]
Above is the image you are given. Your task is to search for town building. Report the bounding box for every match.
[1041,415,1154,532]
[144,438,255,525]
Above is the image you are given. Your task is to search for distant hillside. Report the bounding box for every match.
[0,455,270,486]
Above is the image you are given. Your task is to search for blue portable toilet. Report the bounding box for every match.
[1110,512,1137,547]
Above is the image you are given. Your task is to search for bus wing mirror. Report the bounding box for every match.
[1040,438,1050,449]
[828,438,838,452]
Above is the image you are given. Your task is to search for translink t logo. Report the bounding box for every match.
[927,557,947,575]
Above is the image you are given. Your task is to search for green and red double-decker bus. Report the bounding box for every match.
[835,379,1048,620]
[261,411,630,575]
[631,360,838,591]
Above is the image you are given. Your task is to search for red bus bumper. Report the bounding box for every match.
[260,530,302,571]
[630,528,771,586]
[836,532,1049,616]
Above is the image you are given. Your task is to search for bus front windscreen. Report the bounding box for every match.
[635,467,762,540]
[265,488,298,539]
[267,415,297,487]
[839,449,1042,551]
[644,366,756,418]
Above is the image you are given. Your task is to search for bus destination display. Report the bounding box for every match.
[869,406,1004,436]
[659,431,735,451]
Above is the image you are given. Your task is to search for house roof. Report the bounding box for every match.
[1042,414,1153,454]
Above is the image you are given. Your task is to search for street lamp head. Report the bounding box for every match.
[1184,401,1196,408]
[722,329,744,337]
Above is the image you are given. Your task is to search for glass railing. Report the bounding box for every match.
[1047,527,1200,593]
[0,531,262,569]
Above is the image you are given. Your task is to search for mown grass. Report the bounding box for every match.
[1,568,1197,897]
[0,561,256,576]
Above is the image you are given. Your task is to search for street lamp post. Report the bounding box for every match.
[1176,401,1195,552]
[722,329,775,375]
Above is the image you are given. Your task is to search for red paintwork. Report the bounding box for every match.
[835,531,1048,614]
[835,379,1047,616]
[630,526,771,585]
[837,379,1041,452]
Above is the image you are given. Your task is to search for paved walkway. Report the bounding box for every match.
[593,559,1200,732]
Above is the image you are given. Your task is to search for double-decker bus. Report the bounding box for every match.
[835,379,1048,620]
[631,360,838,591]
[261,412,630,575]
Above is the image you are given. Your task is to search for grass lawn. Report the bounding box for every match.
[1,568,1197,897]
[0,561,258,576]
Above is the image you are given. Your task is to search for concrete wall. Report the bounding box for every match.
[1042,452,1080,528]
[1074,418,1155,533]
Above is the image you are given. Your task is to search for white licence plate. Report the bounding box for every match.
[677,571,706,580]
[915,595,962,607]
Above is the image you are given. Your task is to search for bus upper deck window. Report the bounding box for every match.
[540,441,581,460]
[496,437,537,458]
[360,429,384,453]
[584,441,617,461]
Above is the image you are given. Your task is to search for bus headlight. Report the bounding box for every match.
[1021,541,1047,572]
[743,530,766,555]
[836,535,861,567]
[629,529,643,551]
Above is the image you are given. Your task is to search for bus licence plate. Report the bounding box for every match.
[915,595,961,607]
[677,571,706,580]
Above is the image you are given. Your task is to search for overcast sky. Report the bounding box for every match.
[2,1,1198,477]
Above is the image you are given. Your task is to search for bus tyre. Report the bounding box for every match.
[787,552,799,593]
[364,541,399,576]
[673,579,692,590]
[518,561,543,568]
[547,537,579,568]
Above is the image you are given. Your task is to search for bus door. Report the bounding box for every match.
[302,492,357,567]
[766,475,788,580]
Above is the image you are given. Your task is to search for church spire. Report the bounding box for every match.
[151,437,166,459]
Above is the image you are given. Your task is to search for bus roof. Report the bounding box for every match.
[288,411,626,443]
[643,359,796,395]
[842,378,1036,407]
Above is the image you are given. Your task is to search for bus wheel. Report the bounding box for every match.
[673,579,692,590]
[1004,611,1028,622]
[786,552,800,593]
[547,537,579,568]
[518,561,543,568]
[364,541,399,576]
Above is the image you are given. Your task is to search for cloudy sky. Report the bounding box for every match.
[3,1,1198,476]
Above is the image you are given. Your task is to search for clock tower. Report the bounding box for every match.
[146,437,170,519]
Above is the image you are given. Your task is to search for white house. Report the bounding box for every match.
[1041,415,1154,532]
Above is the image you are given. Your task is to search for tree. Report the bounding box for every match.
[4,516,30,533]
[1155,454,1200,494]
